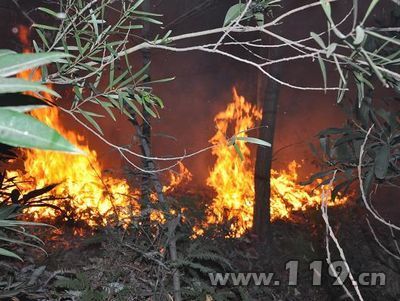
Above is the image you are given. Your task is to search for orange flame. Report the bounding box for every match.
[8,26,139,227]
[8,26,192,227]
[163,162,192,193]
[204,89,347,237]
[10,26,347,234]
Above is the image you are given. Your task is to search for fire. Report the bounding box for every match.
[8,107,137,226]
[205,89,261,236]
[8,26,193,227]
[205,89,347,237]
[9,26,346,234]
[163,162,192,193]
[8,26,140,227]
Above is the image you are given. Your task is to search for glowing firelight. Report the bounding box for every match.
[9,26,346,235]
[9,26,192,227]
[204,89,347,237]
[7,27,138,227]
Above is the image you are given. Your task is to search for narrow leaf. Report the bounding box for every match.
[0,52,70,77]
[374,144,390,179]
[0,108,82,153]
[317,54,327,92]
[224,3,246,26]
[0,247,22,261]
[311,32,326,49]
[354,26,366,45]
[0,78,60,97]
[233,143,244,161]
[236,136,271,147]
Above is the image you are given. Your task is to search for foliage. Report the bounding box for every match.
[306,4,400,200]
[0,49,85,261]
[224,0,281,26]
[54,273,107,301]
[0,50,79,153]
[32,0,170,133]
[0,174,52,261]
[311,2,400,105]
[175,238,243,301]
[309,101,400,200]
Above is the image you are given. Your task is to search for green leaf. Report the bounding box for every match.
[143,104,157,118]
[0,52,70,77]
[320,0,331,19]
[361,0,380,25]
[374,144,390,179]
[0,247,22,261]
[32,23,59,31]
[1,105,47,112]
[326,43,337,58]
[363,169,374,194]
[132,62,150,81]
[310,32,326,49]
[317,54,327,92]
[98,100,116,121]
[110,70,129,89]
[354,26,366,45]
[34,28,49,49]
[365,30,400,47]
[135,15,163,25]
[224,3,246,26]
[117,24,143,30]
[333,55,347,87]
[77,109,104,135]
[0,108,81,153]
[0,236,46,254]
[0,78,60,97]
[0,50,16,58]
[129,0,145,12]
[361,49,387,87]
[38,7,64,18]
[254,12,264,26]
[236,136,271,147]
[233,143,244,161]
[125,97,146,121]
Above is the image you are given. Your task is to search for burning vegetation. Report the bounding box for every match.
[3,1,400,300]
[8,26,347,236]
[6,26,349,234]
[202,89,347,237]
[7,27,345,237]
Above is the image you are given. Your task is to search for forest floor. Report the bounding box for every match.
[2,198,400,301]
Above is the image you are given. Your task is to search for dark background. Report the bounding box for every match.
[0,0,392,187]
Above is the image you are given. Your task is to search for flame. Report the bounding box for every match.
[204,89,261,236]
[163,162,192,193]
[8,26,140,227]
[8,26,193,227]
[204,89,347,237]
[9,26,347,233]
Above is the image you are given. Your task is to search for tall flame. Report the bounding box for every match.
[9,26,193,227]
[8,26,138,227]
[205,89,261,236]
[205,89,347,237]
[10,26,346,234]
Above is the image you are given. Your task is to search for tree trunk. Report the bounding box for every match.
[139,0,153,207]
[253,37,282,246]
